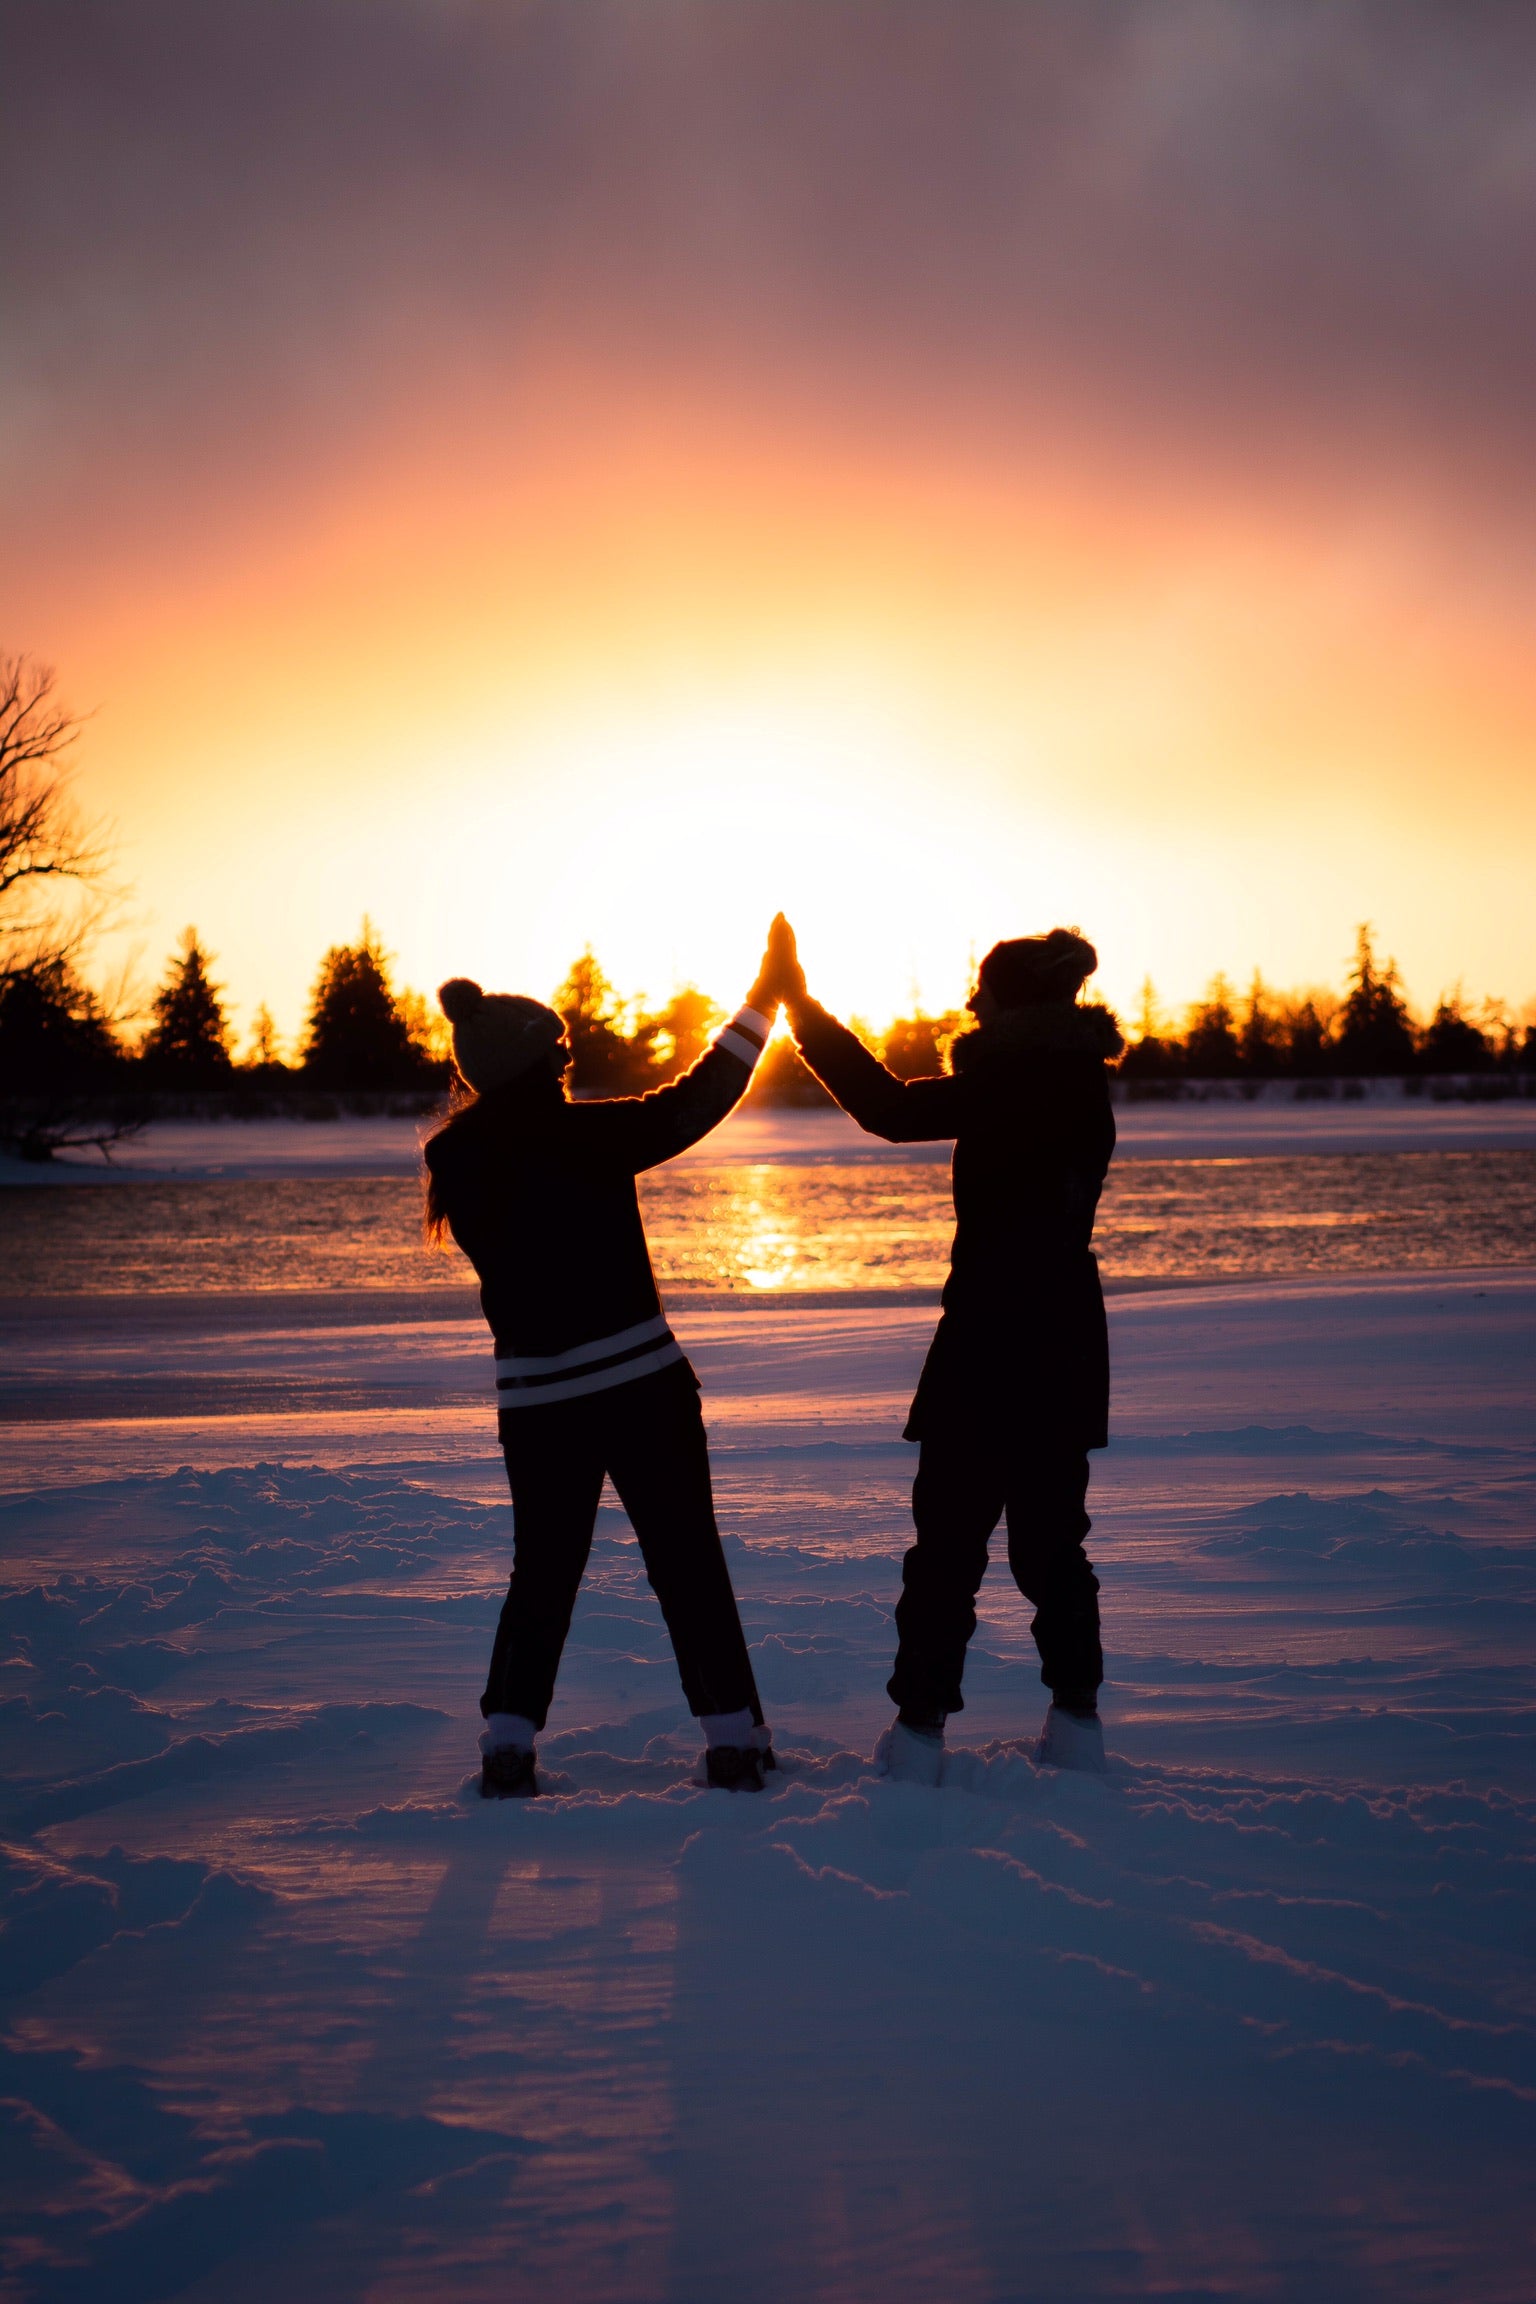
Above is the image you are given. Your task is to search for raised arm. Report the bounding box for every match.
[772,918,962,1141]
[576,918,790,1172]
[788,996,964,1142]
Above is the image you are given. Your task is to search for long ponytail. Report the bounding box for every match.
[421,1076,478,1246]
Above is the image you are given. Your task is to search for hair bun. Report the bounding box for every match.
[978,927,1099,1009]
[437,977,484,1024]
[1043,928,1098,980]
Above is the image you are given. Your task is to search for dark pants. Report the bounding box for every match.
[483,1363,763,1732]
[887,1433,1103,1718]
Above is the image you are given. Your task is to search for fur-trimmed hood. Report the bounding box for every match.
[948,1001,1124,1073]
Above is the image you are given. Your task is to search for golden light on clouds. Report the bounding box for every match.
[7,4,1535,1042]
[34,371,1535,1042]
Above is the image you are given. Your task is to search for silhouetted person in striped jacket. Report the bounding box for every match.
[424,920,795,1797]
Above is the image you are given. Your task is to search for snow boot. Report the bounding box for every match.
[480,1745,538,1799]
[1034,1703,1107,1774]
[705,1744,765,1792]
[872,1717,945,1787]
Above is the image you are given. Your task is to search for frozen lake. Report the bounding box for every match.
[3,1103,1535,1293]
[1,1268,1534,2301]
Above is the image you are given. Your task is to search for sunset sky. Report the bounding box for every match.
[5,2,1535,1046]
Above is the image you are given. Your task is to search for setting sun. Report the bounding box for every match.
[20,381,1536,1041]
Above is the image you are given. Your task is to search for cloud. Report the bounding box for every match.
[6,1,1534,515]
[6,4,1533,1020]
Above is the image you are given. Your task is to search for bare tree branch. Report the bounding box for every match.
[0,1093,148,1165]
[0,653,114,987]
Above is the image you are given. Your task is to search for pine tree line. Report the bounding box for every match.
[9,653,1530,1167]
[4,655,1532,1120]
[1122,927,1535,1082]
[0,920,446,1096]
[4,919,1533,1116]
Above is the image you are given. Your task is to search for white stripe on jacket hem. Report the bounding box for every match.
[495,1311,671,1378]
[494,1336,686,1410]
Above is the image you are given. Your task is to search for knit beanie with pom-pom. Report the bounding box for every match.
[438,978,565,1091]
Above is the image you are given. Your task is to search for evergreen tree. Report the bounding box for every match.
[1475,999,1518,1068]
[244,1004,284,1071]
[0,956,121,1091]
[141,929,232,1082]
[1419,994,1492,1073]
[1335,924,1416,1075]
[1183,974,1241,1076]
[1119,977,1180,1079]
[396,986,452,1067]
[632,986,720,1084]
[883,1011,963,1079]
[1278,994,1333,1076]
[301,920,429,1089]
[1238,972,1285,1074]
[554,948,646,1093]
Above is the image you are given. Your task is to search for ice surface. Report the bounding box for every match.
[1,1276,1533,2299]
[5,1090,1536,1189]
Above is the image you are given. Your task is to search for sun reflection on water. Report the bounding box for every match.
[0,1153,1532,1295]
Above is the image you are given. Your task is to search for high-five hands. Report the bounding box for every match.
[750,914,808,1016]
[770,915,807,1008]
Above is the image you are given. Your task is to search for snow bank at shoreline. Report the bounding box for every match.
[6,1089,1536,1186]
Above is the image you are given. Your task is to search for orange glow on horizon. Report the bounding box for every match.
[14,368,1536,1047]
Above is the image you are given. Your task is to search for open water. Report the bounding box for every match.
[2,1150,1533,1295]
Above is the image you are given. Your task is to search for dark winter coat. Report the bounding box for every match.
[791,999,1122,1449]
[424,1008,770,1417]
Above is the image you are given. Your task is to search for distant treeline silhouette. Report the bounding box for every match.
[1121,927,1536,1083]
[545,923,1536,1098]
[1,919,447,1104]
[1,925,821,1110]
[2,650,1533,1160]
[4,919,1535,1115]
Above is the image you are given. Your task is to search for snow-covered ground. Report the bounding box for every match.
[2,1272,1533,2300]
[6,1090,1536,1188]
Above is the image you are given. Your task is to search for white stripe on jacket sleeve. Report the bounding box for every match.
[716,1006,773,1067]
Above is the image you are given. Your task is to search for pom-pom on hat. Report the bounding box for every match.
[438,978,565,1091]
[977,928,1098,1008]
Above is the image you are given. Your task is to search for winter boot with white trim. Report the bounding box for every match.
[701,1708,767,1791]
[704,1745,765,1792]
[480,1745,538,1798]
[872,1714,945,1786]
[1034,1702,1107,1774]
[479,1713,539,1799]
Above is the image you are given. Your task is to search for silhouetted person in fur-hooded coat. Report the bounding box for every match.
[781,925,1124,1778]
